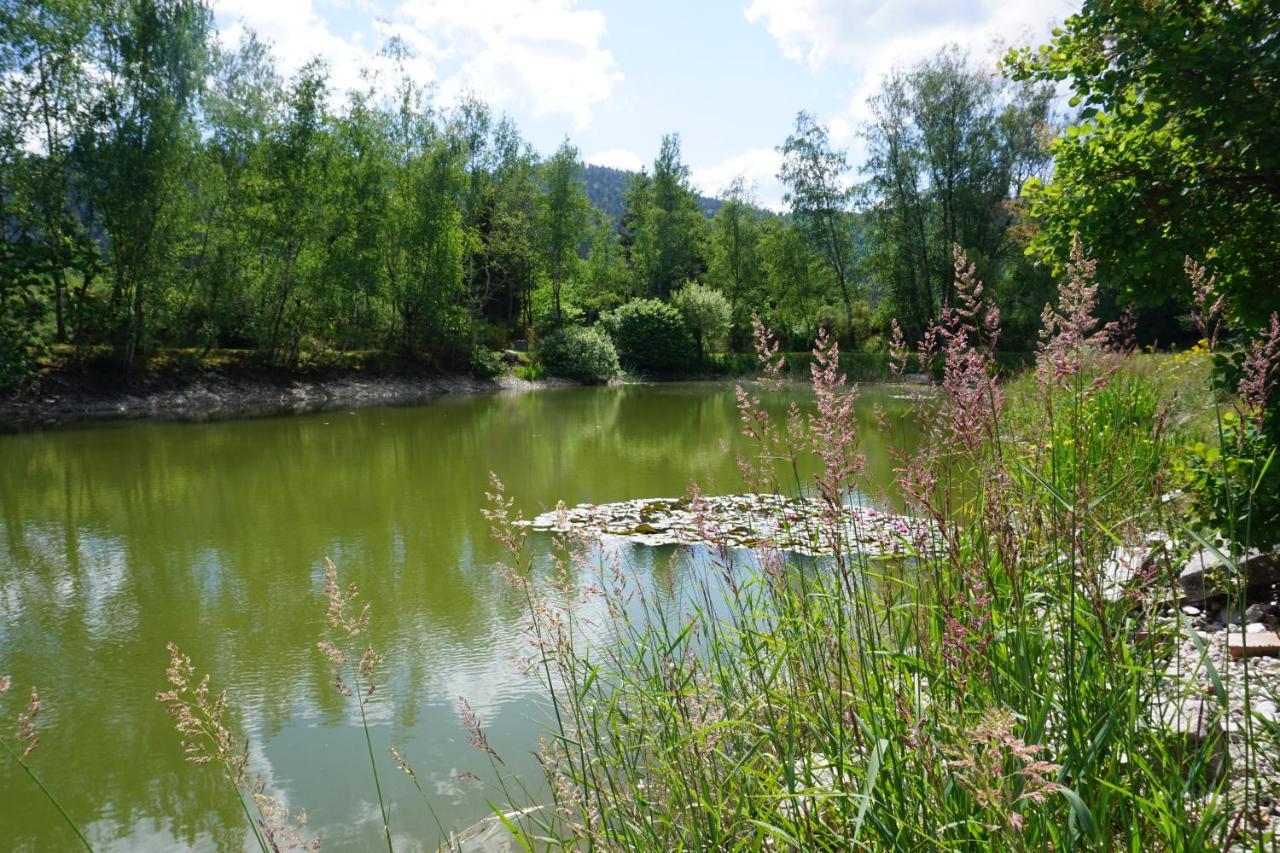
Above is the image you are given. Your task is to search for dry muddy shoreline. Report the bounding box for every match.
[0,368,579,431]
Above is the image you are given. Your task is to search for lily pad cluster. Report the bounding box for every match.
[515,493,937,558]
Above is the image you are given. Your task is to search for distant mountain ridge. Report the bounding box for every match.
[583,163,723,221]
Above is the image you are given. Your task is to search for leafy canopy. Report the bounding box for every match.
[1006,0,1280,327]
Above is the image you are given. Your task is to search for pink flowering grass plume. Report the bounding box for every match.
[3,675,94,850]
[889,318,910,378]
[734,317,803,494]
[316,558,393,852]
[3,673,40,760]
[1036,234,1112,389]
[1104,305,1138,356]
[458,696,505,765]
[252,793,319,852]
[157,643,318,852]
[951,244,1001,351]
[319,559,381,700]
[1239,312,1280,427]
[157,642,249,781]
[930,246,1005,455]
[483,472,528,564]
[808,327,865,517]
[943,707,1061,834]
[16,684,40,760]
[751,311,785,390]
[1187,256,1224,350]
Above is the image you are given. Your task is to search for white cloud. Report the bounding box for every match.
[396,0,621,128]
[588,148,645,171]
[213,0,621,127]
[745,0,1074,128]
[690,147,785,211]
[213,0,403,98]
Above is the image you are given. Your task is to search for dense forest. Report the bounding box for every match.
[1,0,1276,389]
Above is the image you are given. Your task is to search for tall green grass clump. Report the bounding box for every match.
[482,243,1279,849]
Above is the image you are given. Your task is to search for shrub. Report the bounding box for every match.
[468,346,504,379]
[601,299,695,375]
[537,326,619,383]
[1177,324,1280,550]
[0,266,49,390]
[672,284,730,358]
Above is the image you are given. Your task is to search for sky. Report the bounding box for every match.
[211,0,1080,210]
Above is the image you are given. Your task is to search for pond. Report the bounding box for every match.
[0,381,920,850]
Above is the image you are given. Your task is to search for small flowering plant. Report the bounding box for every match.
[156,644,317,852]
[316,558,393,852]
[1178,308,1280,549]
[2,675,92,850]
[942,707,1061,838]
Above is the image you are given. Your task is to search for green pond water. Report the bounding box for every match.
[0,381,919,851]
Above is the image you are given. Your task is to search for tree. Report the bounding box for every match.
[1,0,97,345]
[778,112,857,343]
[579,210,632,320]
[539,139,589,326]
[673,283,731,358]
[193,29,281,349]
[383,85,466,354]
[863,47,1054,338]
[1007,0,1280,327]
[625,135,706,298]
[706,177,766,343]
[759,217,828,346]
[253,61,332,362]
[78,0,211,368]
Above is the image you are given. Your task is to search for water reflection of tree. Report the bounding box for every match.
[0,384,922,847]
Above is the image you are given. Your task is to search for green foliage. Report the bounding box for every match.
[672,283,730,357]
[0,249,51,389]
[1175,351,1280,549]
[537,325,619,383]
[1177,415,1280,550]
[1006,0,1280,327]
[602,298,695,375]
[622,135,706,299]
[537,140,590,326]
[778,111,857,342]
[468,347,504,380]
[514,362,545,381]
[705,178,767,345]
[863,46,1054,339]
[577,211,633,320]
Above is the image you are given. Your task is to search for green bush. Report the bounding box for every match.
[601,299,695,375]
[672,284,730,357]
[1176,350,1280,549]
[537,326,619,383]
[468,346,505,379]
[0,261,50,390]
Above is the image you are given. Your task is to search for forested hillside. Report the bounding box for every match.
[583,163,722,221]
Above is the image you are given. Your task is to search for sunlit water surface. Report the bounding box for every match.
[0,382,919,850]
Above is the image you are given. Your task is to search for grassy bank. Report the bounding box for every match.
[472,261,1278,849]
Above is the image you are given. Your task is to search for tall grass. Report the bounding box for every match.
[479,245,1278,849]
[15,246,1272,848]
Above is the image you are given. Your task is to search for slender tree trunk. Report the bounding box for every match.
[824,211,855,348]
